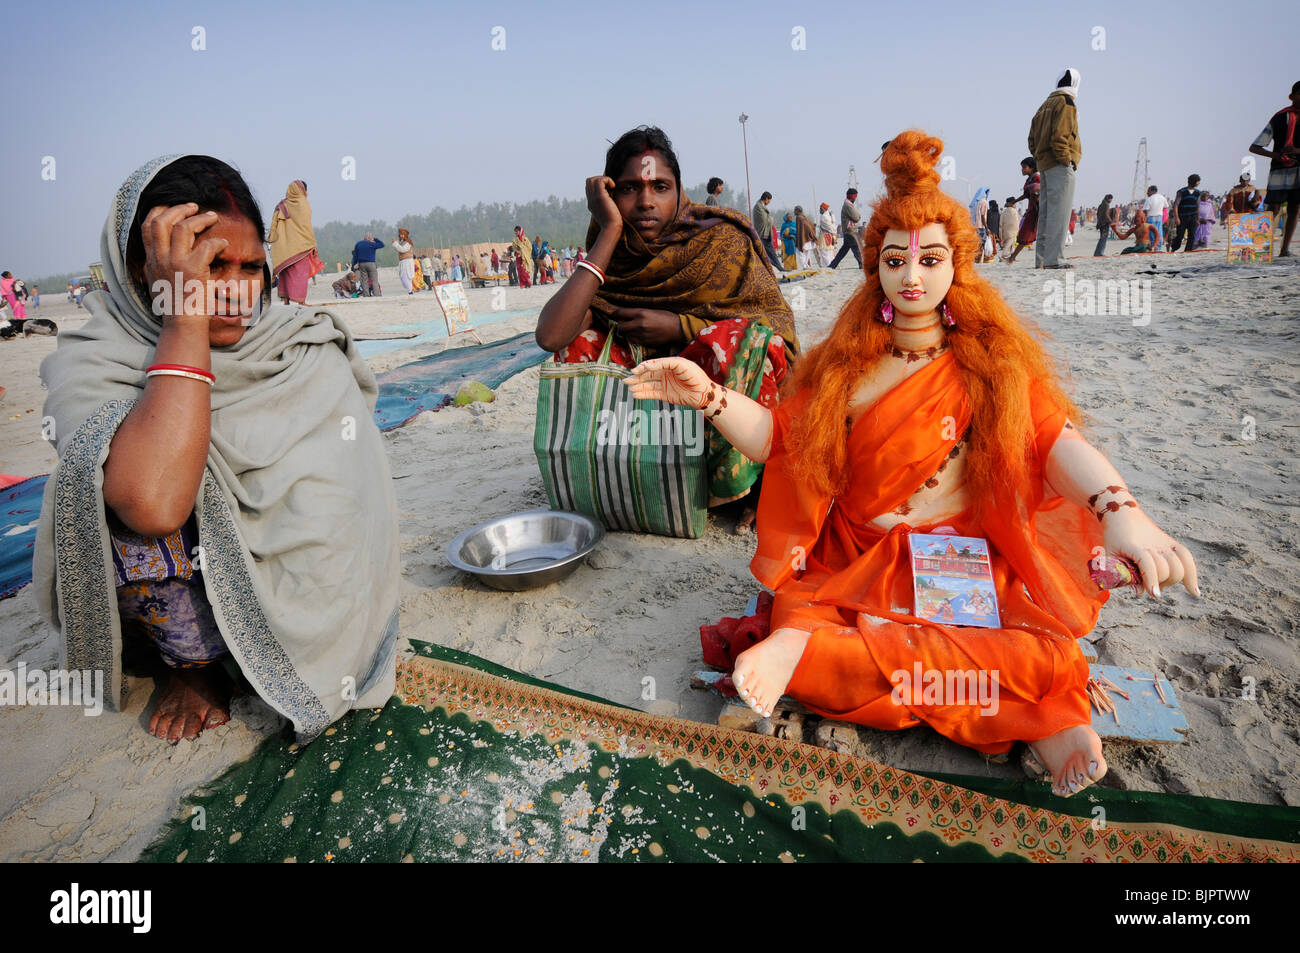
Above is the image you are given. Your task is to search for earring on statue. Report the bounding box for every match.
[878,300,894,324]
[940,301,956,328]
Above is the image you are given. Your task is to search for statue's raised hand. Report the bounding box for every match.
[624,357,713,409]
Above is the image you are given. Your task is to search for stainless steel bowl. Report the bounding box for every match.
[446,509,605,591]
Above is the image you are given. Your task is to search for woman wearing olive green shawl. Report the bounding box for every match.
[536,125,799,515]
[587,200,797,358]
[34,155,399,743]
[268,179,317,304]
[578,194,798,506]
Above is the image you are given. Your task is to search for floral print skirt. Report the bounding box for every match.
[117,577,227,669]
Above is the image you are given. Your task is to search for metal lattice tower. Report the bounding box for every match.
[1131,138,1150,202]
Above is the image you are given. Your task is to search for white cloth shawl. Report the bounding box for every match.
[1055,67,1080,101]
[33,155,400,741]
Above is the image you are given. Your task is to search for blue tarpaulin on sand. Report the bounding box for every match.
[0,335,549,596]
[373,331,549,432]
[1,475,49,600]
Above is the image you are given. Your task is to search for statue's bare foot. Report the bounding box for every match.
[1030,725,1106,797]
[149,667,231,744]
[732,628,810,718]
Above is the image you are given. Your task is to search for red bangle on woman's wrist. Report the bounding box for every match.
[146,363,215,382]
[575,259,606,284]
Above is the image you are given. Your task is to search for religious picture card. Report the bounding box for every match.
[1227,211,1274,264]
[907,533,1001,629]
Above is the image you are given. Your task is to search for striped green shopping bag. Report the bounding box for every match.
[534,331,708,538]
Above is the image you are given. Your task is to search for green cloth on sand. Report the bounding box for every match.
[140,642,1300,863]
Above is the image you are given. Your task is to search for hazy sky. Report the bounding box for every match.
[5,0,1297,280]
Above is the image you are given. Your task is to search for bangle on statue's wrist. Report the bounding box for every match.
[699,383,716,413]
[700,383,728,419]
[1085,484,1141,523]
[1095,499,1138,522]
[1086,484,1134,508]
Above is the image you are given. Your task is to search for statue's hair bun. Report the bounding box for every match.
[881,130,944,200]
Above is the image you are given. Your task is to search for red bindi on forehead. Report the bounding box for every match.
[638,149,659,179]
[206,216,264,265]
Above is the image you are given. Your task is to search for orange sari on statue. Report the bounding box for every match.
[751,351,1109,754]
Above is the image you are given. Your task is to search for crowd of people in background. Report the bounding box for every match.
[995,74,1297,261]
[740,186,864,273]
[261,74,1300,296]
[330,226,592,299]
[724,75,1297,268]
[732,159,1273,271]
[15,79,1297,317]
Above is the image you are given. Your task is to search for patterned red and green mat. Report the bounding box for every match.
[140,642,1300,863]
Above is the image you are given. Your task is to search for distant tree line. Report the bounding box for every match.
[313,181,754,268]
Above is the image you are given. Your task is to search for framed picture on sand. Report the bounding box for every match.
[1227,211,1274,264]
[433,280,484,348]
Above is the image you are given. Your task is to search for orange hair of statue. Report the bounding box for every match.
[783,129,1081,511]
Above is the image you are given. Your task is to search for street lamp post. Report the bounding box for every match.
[739,113,752,217]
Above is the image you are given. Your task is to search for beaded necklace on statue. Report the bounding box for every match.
[889,321,949,363]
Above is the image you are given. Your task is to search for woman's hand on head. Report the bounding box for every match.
[141,203,227,319]
[624,357,713,409]
[610,307,683,347]
[586,176,623,236]
[1100,508,1200,600]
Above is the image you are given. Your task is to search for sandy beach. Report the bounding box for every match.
[2,233,1298,861]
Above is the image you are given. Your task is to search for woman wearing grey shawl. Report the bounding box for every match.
[34,155,400,744]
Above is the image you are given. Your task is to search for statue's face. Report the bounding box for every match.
[878,224,955,319]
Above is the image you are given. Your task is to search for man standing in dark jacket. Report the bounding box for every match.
[751,192,783,270]
[828,188,863,269]
[1170,175,1203,253]
[1028,68,1082,269]
[351,232,385,296]
[1093,194,1116,257]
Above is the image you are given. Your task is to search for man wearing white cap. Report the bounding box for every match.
[1028,68,1082,269]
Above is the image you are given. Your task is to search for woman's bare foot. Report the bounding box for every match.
[1029,724,1106,797]
[149,667,231,744]
[732,627,811,718]
[734,505,757,535]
